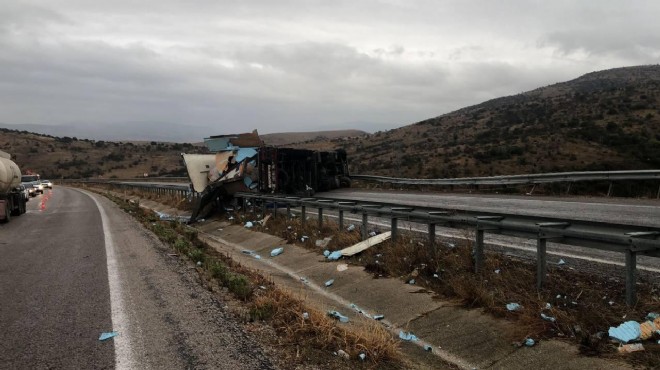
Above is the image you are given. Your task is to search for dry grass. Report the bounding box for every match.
[93,189,403,369]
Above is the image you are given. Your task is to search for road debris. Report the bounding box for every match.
[339,231,392,256]
[327,251,342,260]
[315,237,333,248]
[609,321,641,343]
[557,259,566,265]
[358,353,366,361]
[399,331,418,341]
[244,221,254,228]
[324,279,334,287]
[328,310,349,323]
[270,247,284,257]
[373,314,385,320]
[337,264,348,272]
[346,224,356,232]
[99,332,118,341]
[541,313,556,323]
[303,312,309,320]
[618,343,645,353]
[424,344,433,352]
[506,303,521,311]
[408,279,416,285]
[525,338,535,347]
[336,349,349,359]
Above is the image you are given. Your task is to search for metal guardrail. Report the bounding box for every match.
[72,178,660,305]
[233,192,660,306]
[352,170,660,197]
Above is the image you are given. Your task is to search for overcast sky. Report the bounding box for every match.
[1,1,659,141]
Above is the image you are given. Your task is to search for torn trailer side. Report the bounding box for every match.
[181,133,350,223]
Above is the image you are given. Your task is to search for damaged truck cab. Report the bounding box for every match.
[182,130,350,222]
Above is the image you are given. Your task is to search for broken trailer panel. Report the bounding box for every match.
[181,130,350,222]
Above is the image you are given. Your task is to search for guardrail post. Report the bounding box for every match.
[428,222,435,249]
[536,237,547,289]
[273,202,278,219]
[318,207,323,229]
[286,204,291,220]
[391,217,398,241]
[338,210,344,230]
[361,212,369,240]
[656,184,660,199]
[625,249,637,306]
[261,200,267,217]
[474,229,484,273]
[566,183,572,195]
[607,182,613,197]
[301,205,306,226]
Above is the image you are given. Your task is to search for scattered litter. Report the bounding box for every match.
[545,303,552,310]
[196,261,202,267]
[433,273,439,278]
[315,237,333,248]
[259,285,267,290]
[447,243,456,249]
[258,214,271,226]
[228,216,234,220]
[640,319,660,340]
[327,251,343,260]
[328,311,349,323]
[494,269,501,274]
[270,247,284,257]
[254,254,261,260]
[337,349,349,359]
[244,221,254,228]
[339,231,392,257]
[556,294,562,299]
[646,312,660,320]
[301,235,309,242]
[241,250,254,255]
[408,279,416,285]
[300,277,309,284]
[506,303,522,312]
[609,301,615,306]
[368,231,377,237]
[287,226,292,230]
[337,264,348,272]
[608,321,641,343]
[376,253,382,258]
[325,279,334,287]
[618,343,645,353]
[541,313,556,323]
[525,338,535,347]
[346,224,356,232]
[557,259,566,265]
[358,353,366,361]
[303,312,309,320]
[99,332,118,341]
[167,253,178,257]
[373,314,384,320]
[399,331,418,341]
[424,344,433,352]
[323,250,330,257]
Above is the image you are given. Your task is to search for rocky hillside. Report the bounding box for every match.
[0,129,204,179]
[298,65,660,178]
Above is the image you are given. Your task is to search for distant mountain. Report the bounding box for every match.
[295,65,660,178]
[261,130,367,146]
[0,122,214,142]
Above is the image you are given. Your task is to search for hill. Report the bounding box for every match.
[261,130,367,146]
[292,65,660,178]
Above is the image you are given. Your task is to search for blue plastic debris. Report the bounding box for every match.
[270,247,284,257]
[327,251,342,260]
[325,279,334,287]
[399,331,418,341]
[541,313,556,322]
[328,310,349,323]
[323,250,330,257]
[424,344,433,352]
[525,338,535,347]
[99,332,118,341]
[506,303,521,311]
[609,321,641,343]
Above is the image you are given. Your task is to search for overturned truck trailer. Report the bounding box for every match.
[182,130,351,223]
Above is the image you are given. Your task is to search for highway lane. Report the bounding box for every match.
[0,187,275,369]
[318,189,660,228]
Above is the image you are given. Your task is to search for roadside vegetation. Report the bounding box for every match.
[96,188,404,369]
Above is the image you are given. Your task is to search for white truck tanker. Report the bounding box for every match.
[0,150,27,222]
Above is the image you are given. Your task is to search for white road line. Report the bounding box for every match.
[81,190,136,369]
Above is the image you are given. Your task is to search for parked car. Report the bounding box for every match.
[31,181,44,194]
[22,182,36,197]
[41,179,53,189]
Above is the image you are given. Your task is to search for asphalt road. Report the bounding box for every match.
[318,189,660,227]
[0,187,275,369]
